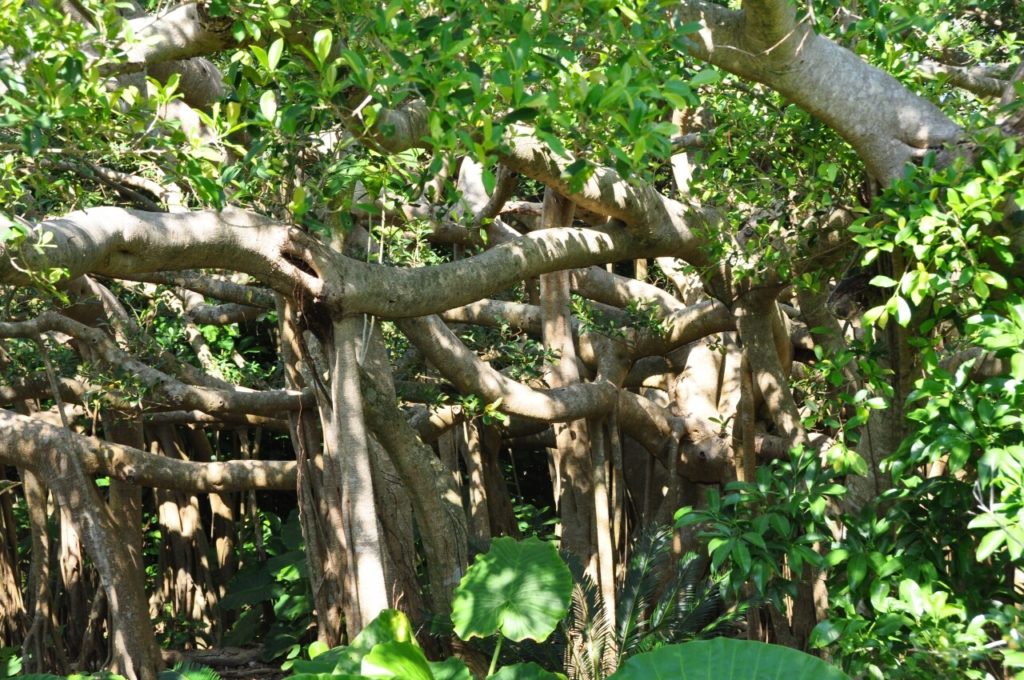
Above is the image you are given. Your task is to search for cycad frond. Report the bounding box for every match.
[617,525,671,649]
[564,579,618,680]
[159,661,222,680]
[563,525,737,680]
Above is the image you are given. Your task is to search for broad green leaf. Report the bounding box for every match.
[809,619,843,648]
[361,641,433,680]
[351,609,416,653]
[869,275,897,288]
[608,639,851,679]
[490,662,567,680]
[451,536,572,642]
[220,566,276,609]
[847,553,867,590]
[898,579,925,618]
[291,610,416,675]
[976,529,1006,561]
[429,657,473,680]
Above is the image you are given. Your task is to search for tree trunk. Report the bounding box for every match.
[328,316,389,632]
[540,189,596,568]
[276,295,348,645]
[460,422,492,544]
[0,485,26,645]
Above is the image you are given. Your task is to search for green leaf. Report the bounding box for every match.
[451,536,572,642]
[976,529,1006,561]
[689,68,721,87]
[898,579,925,618]
[259,90,278,121]
[291,609,416,675]
[608,639,851,679]
[893,295,911,326]
[809,620,843,648]
[869,275,898,288]
[220,566,276,609]
[314,29,333,66]
[847,554,868,590]
[490,663,566,680]
[351,609,416,652]
[361,641,433,680]
[429,657,473,680]
[267,38,284,72]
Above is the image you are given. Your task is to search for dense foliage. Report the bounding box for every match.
[0,0,1022,679]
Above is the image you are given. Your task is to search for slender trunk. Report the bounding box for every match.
[368,434,425,625]
[0,487,26,645]
[734,290,819,647]
[588,419,617,631]
[102,414,145,659]
[151,424,217,647]
[734,293,806,448]
[539,189,596,567]
[58,506,88,660]
[20,468,62,674]
[479,426,518,537]
[362,367,468,617]
[460,422,491,543]
[331,316,389,631]
[733,350,757,483]
[185,426,235,621]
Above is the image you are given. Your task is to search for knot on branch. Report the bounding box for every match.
[196,2,234,36]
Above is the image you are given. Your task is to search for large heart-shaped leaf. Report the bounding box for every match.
[452,536,572,642]
[608,639,851,680]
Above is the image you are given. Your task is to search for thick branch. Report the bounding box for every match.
[0,207,320,296]
[124,3,233,68]
[398,315,617,422]
[0,409,295,491]
[677,0,962,181]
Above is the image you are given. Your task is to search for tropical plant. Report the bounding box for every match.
[563,526,737,680]
[607,638,851,680]
[284,537,572,679]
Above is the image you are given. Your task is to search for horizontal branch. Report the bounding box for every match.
[0,312,313,417]
[918,60,1011,98]
[0,408,295,492]
[337,221,690,318]
[121,271,276,308]
[0,207,321,297]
